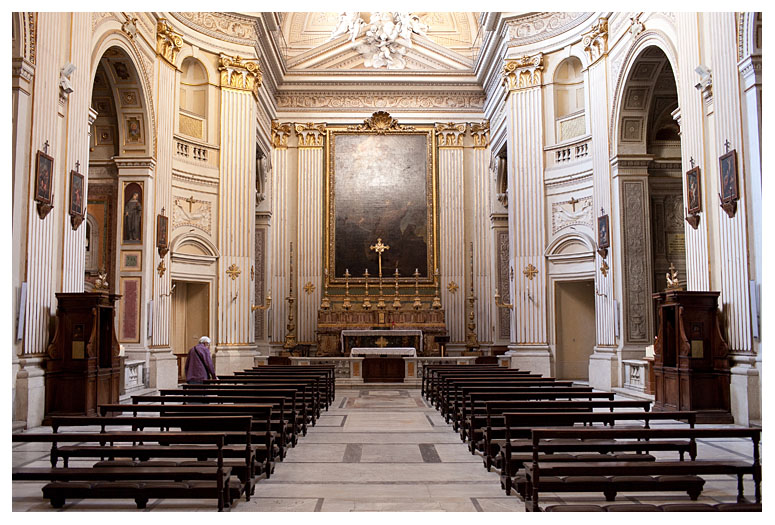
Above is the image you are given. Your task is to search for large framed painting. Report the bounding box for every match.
[325,112,437,285]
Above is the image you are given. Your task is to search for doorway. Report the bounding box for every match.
[554,280,595,380]
[171,280,210,381]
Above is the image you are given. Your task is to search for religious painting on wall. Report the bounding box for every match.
[685,166,702,229]
[326,121,437,284]
[597,212,610,259]
[69,170,85,229]
[122,182,143,243]
[719,149,739,218]
[124,115,144,145]
[156,213,169,257]
[120,251,141,271]
[35,150,54,219]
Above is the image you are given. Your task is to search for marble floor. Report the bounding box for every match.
[11,387,761,513]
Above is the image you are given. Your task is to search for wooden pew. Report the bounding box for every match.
[248,365,336,405]
[12,431,232,511]
[237,368,334,409]
[211,377,324,421]
[523,427,762,511]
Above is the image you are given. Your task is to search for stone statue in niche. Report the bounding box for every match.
[123,183,143,243]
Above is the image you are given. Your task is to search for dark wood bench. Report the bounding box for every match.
[98,403,276,478]
[544,503,762,512]
[523,427,762,511]
[248,365,336,405]
[210,377,324,420]
[12,431,232,511]
[236,369,334,410]
[498,411,697,495]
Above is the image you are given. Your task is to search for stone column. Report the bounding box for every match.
[502,54,550,376]
[708,13,757,425]
[216,53,260,374]
[436,123,466,346]
[469,122,495,345]
[675,13,711,291]
[60,13,91,293]
[582,18,618,389]
[147,19,182,389]
[269,122,292,350]
[294,123,326,346]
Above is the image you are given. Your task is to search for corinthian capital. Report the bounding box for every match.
[435,122,466,147]
[156,19,183,66]
[271,121,293,149]
[294,123,326,147]
[469,121,490,148]
[219,53,262,100]
[582,17,609,64]
[502,53,544,91]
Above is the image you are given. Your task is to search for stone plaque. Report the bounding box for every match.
[667,233,686,257]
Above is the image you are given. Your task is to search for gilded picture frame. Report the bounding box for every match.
[325,113,438,286]
[719,149,739,218]
[35,150,54,219]
[69,170,85,229]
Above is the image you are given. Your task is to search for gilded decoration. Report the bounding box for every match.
[326,116,437,286]
[503,54,544,91]
[219,53,262,100]
[276,93,486,111]
[304,282,316,295]
[447,281,459,294]
[469,121,490,148]
[271,121,292,148]
[523,264,539,280]
[582,17,609,64]
[294,123,326,147]
[435,123,466,148]
[226,264,241,280]
[156,19,183,66]
[347,111,415,134]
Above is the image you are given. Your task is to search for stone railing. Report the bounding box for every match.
[124,359,146,392]
[174,135,217,168]
[545,134,591,168]
[622,359,650,393]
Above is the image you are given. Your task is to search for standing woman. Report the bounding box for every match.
[185,336,217,384]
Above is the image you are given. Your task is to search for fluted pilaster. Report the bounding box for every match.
[295,123,325,343]
[676,13,711,291]
[709,12,752,353]
[218,87,256,348]
[270,121,292,344]
[469,122,494,343]
[436,123,466,343]
[60,13,91,293]
[503,56,547,347]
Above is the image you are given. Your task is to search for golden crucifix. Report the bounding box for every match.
[369,237,390,278]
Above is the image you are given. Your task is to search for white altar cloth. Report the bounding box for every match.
[350,347,417,357]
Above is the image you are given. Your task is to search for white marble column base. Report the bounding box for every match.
[730,359,761,425]
[14,357,46,428]
[215,346,258,376]
[148,348,178,390]
[504,345,551,376]
[588,347,618,390]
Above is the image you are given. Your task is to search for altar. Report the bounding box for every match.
[342,329,423,355]
[351,347,417,357]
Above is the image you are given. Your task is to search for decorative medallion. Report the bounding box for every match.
[374,336,389,348]
[156,19,183,66]
[303,281,316,295]
[157,259,166,277]
[523,264,539,280]
[226,264,241,280]
[447,281,459,294]
[219,53,262,100]
[347,111,415,134]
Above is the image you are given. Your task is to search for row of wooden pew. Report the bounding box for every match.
[422,364,762,512]
[12,364,335,511]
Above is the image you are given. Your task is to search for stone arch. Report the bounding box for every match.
[171,231,220,259]
[546,232,595,258]
[11,12,36,63]
[178,57,210,142]
[551,55,586,143]
[738,12,762,61]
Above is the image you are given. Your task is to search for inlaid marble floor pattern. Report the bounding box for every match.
[12,388,758,512]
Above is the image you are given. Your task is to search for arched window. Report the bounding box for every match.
[179,58,208,141]
[553,57,586,142]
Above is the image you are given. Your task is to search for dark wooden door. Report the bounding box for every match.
[362,357,404,383]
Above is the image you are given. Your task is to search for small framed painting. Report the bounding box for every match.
[121,250,142,271]
[685,166,702,229]
[719,150,739,218]
[156,213,169,257]
[597,213,610,258]
[69,170,85,229]
[35,150,54,218]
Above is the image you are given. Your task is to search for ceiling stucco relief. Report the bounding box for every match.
[174,12,257,44]
[275,92,486,111]
[505,12,593,46]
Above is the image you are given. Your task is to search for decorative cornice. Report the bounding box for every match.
[346,111,415,134]
[271,121,292,149]
[294,123,326,147]
[172,12,258,45]
[11,57,35,85]
[469,121,490,148]
[505,12,593,46]
[435,123,466,148]
[156,19,183,66]
[276,92,485,111]
[502,54,544,91]
[582,17,608,64]
[219,53,262,100]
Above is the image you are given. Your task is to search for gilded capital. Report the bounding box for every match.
[582,17,608,64]
[156,19,183,66]
[294,122,326,147]
[271,121,293,148]
[469,121,490,148]
[502,53,544,91]
[435,122,466,148]
[219,53,262,100]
